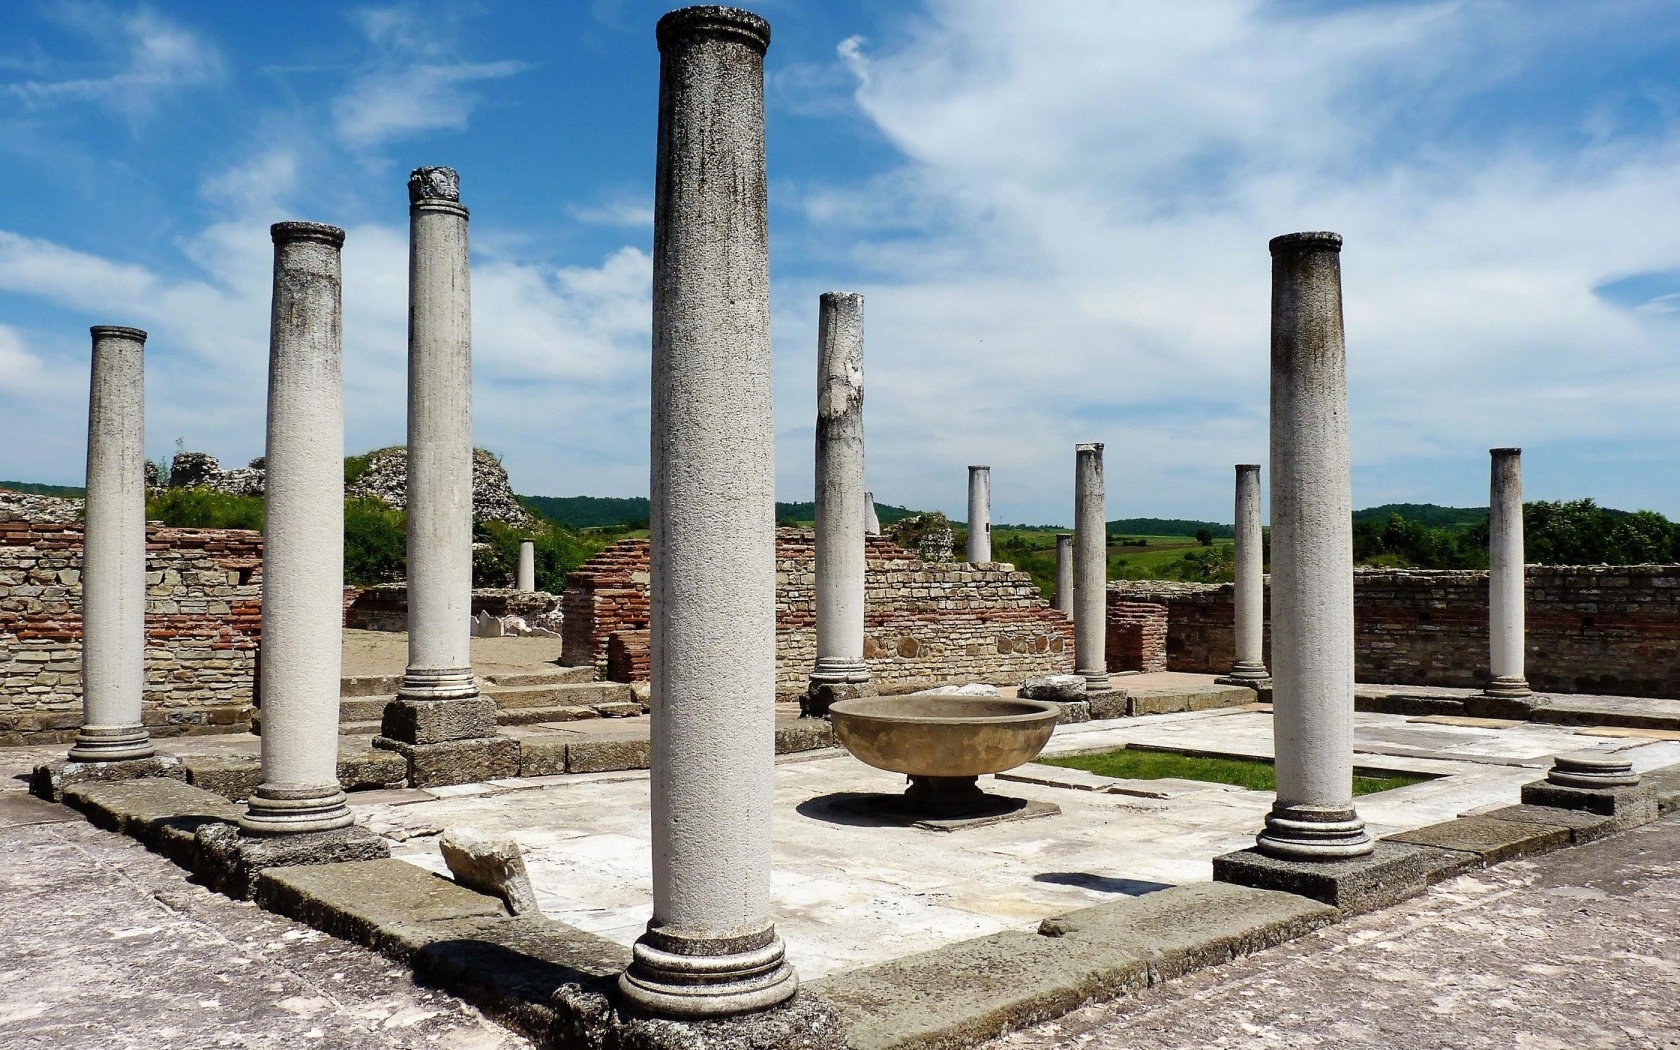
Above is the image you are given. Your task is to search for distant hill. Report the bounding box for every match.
[520,494,921,530]
[0,481,84,497]
[1352,504,1488,530]
[1107,518,1233,539]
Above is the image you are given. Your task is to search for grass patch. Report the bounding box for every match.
[1039,747,1429,796]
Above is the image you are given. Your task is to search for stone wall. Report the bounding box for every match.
[344,584,563,634]
[1107,600,1169,673]
[565,532,1075,694]
[1113,565,1680,698]
[1,522,263,745]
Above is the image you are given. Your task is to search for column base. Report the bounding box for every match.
[380,695,498,744]
[620,922,798,1020]
[1256,803,1373,860]
[396,666,481,703]
[67,722,156,764]
[1483,676,1532,699]
[372,734,520,788]
[802,663,872,718]
[238,783,355,835]
[197,821,389,899]
[29,752,184,802]
[1218,662,1271,688]
[1077,668,1111,692]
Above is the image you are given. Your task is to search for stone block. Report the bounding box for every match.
[440,828,539,916]
[30,753,187,803]
[379,696,499,745]
[519,737,569,777]
[1128,686,1253,717]
[254,858,505,947]
[1519,778,1659,825]
[337,746,409,791]
[183,754,263,801]
[1643,764,1680,813]
[1018,674,1087,702]
[197,823,390,900]
[1462,693,1539,720]
[1384,815,1571,865]
[567,735,651,774]
[1475,804,1618,844]
[61,777,244,869]
[1052,700,1091,724]
[1084,689,1129,721]
[775,718,834,754]
[1213,841,1477,915]
[0,791,78,829]
[374,735,521,789]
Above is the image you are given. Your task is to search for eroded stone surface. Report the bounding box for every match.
[441,827,540,915]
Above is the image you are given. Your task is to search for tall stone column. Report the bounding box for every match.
[1073,444,1110,690]
[517,540,536,592]
[623,5,796,1019]
[70,326,155,763]
[1055,533,1074,616]
[864,491,881,535]
[1225,464,1270,684]
[806,291,870,716]
[1257,231,1370,860]
[1486,448,1530,698]
[375,169,516,788]
[967,465,991,563]
[241,222,355,835]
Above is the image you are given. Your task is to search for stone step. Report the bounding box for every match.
[482,666,597,687]
[482,682,636,710]
[339,696,391,723]
[498,705,633,726]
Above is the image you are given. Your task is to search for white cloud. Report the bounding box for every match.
[0,325,47,393]
[4,7,223,118]
[332,60,525,148]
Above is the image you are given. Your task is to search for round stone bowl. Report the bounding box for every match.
[827,694,1062,780]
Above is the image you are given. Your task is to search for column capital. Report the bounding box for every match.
[1268,231,1342,255]
[90,325,147,343]
[271,221,345,248]
[657,6,771,53]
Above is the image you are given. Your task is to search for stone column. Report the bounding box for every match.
[1258,231,1370,860]
[1055,533,1074,616]
[69,326,155,763]
[1226,464,1270,684]
[374,170,516,788]
[517,540,536,592]
[967,465,991,563]
[864,491,882,535]
[241,222,354,835]
[1486,448,1530,698]
[806,291,870,716]
[1073,443,1110,690]
[622,5,796,1019]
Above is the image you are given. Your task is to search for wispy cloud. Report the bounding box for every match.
[4,6,222,118]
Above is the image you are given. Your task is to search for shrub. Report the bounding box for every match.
[476,519,604,591]
[343,497,407,585]
[145,488,264,530]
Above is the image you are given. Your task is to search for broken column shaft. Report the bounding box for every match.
[241,222,353,835]
[807,291,870,714]
[70,326,155,763]
[1074,443,1110,690]
[622,5,796,1019]
[1227,464,1269,684]
[1055,533,1074,616]
[1258,231,1370,860]
[1486,448,1530,698]
[967,465,991,563]
[517,539,536,592]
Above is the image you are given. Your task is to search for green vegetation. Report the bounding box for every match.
[343,497,407,585]
[342,447,395,487]
[473,518,603,592]
[1039,747,1429,796]
[1354,499,1680,569]
[522,493,921,531]
[146,488,264,530]
[1107,517,1232,539]
[1,480,85,497]
[1352,503,1487,529]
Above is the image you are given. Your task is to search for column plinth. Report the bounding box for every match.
[623,3,797,1019]
[1486,447,1530,699]
[1258,231,1370,861]
[241,221,353,837]
[967,465,991,564]
[1073,444,1109,691]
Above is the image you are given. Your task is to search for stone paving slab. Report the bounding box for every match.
[1473,803,1618,844]
[1384,813,1572,865]
[0,790,76,828]
[1213,841,1479,914]
[256,858,508,951]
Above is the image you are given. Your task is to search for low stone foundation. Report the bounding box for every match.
[344,584,562,634]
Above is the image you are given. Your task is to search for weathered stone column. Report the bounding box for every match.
[517,540,536,592]
[70,326,155,763]
[1073,444,1110,690]
[864,491,881,535]
[1225,464,1270,684]
[241,222,355,835]
[1486,448,1530,699]
[967,465,991,563]
[1257,231,1370,860]
[1055,533,1074,616]
[623,5,796,1019]
[806,291,870,716]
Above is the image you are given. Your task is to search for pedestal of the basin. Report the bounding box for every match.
[904,774,989,816]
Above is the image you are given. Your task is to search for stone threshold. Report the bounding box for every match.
[38,759,1680,1049]
[1356,685,1680,733]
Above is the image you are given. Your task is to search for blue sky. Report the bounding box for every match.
[2,1,1679,526]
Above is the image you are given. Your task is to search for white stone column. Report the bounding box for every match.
[241,222,353,835]
[1074,443,1110,690]
[399,167,479,706]
[864,491,881,536]
[1258,231,1370,860]
[1227,463,1270,683]
[1486,448,1530,698]
[1055,533,1074,616]
[69,326,154,762]
[517,540,536,592]
[623,5,795,1019]
[967,465,991,563]
[807,291,869,714]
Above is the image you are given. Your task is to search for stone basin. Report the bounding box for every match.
[827,694,1062,817]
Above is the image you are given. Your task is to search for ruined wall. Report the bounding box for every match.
[1107,600,1169,673]
[566,532,1075,693]
[344,585,563,634]
[0,522,263,745]
[1113,566,1680,698]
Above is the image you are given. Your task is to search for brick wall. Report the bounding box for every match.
[1108,600,1169,673]
[565,532,1075,694]
[1,522,263,745]
[1113,565,1680,698]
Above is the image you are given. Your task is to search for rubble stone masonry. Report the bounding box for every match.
[567,532,1075,694]
[1,521,262,745]
[1113,565,1680,698]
